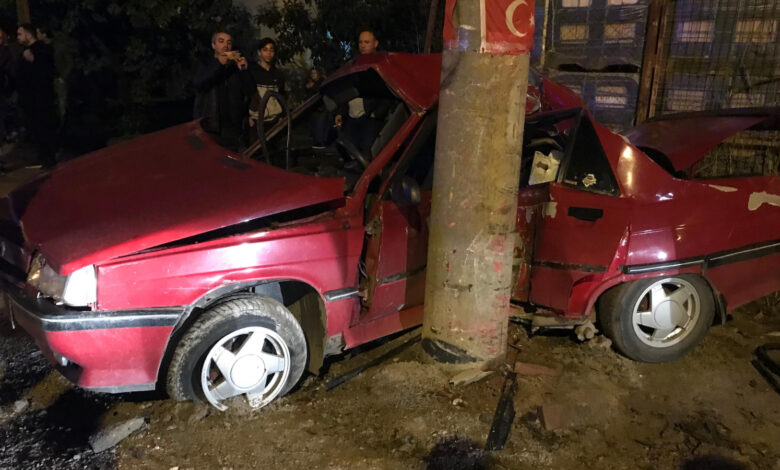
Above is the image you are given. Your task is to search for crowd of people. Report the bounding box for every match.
[0,23,384,167]
[194,29,382,152]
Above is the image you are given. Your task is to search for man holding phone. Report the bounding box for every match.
[194,31,253,151]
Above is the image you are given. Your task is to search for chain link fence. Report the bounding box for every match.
[650,0,780,178]
[653,0,780,115]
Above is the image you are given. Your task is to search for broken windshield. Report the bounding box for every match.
[239,69,409,194]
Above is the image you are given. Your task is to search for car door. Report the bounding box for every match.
[524,110,630,315]
[359,115,437,323]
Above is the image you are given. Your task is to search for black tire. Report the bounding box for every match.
[166,296,307,409]
[599,274,715,363]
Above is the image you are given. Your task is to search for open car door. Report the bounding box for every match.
[359,114,438,323]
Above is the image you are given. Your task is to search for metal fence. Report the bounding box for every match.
[652,0,780,115]
[646,0,780,177]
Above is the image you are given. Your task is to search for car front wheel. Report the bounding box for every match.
[599,275,715,363]
[166,296,307,411]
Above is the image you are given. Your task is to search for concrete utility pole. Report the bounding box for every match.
[422,0,532,368]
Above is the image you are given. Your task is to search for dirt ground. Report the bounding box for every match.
[1,296,779,470]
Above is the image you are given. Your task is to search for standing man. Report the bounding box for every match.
[338,29,389,156]
[194,31,252,151]
[16,23,57,167]
[247,37,285,131]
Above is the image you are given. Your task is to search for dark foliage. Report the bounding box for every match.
[0,0,255,137]
[0,0,443,142]
[256,0,443,73]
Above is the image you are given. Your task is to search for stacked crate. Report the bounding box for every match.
[546,71,639,131]
[545,0,648,70]
[533,0,649,133]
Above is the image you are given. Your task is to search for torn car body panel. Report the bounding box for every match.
[625,110,778,173]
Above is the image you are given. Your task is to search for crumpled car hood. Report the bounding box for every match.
[625,111,778,172]
[16,122,344,275]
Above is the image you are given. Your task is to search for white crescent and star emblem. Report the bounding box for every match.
[505,0,528,38]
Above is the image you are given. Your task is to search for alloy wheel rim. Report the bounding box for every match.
[200,326,291,411]
[631,278,701,348]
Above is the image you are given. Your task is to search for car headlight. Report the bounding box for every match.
[28,254,96,307]
[62,264,97,307]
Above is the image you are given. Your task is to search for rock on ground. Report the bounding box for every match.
[89,417,148,453]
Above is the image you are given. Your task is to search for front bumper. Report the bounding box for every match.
[2,280,183,392]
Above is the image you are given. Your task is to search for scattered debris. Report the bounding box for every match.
[485,344,520,451]
[574,321,598,341]
[766,331,780,337]
[12,399,28,415]
[514,361,559,377]
[89,417,148,453]
[752,343,780,395]
[449,368,493,387]
[588,336,613,351]
[452,398,465,407]
[538,404,569,431]
[326,333,420,391]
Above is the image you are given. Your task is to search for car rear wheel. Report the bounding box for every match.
[599,275,715,363]
[166,296,307,411]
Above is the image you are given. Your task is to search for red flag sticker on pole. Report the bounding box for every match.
[484,0,535,54]
[444,0,535,55]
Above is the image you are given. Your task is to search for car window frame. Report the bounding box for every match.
[525,107,620,197]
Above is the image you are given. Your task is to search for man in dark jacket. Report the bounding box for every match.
[16,23,57,167]
[338,29,391,156]
[193,31,253,151]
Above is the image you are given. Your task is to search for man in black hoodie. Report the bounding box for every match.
[16,23,57,167]
[193,31,253,151]
[247,37,286,131]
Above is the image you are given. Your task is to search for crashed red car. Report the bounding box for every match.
[0,53,777,411]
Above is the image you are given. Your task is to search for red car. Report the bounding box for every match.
[1,53,777,411]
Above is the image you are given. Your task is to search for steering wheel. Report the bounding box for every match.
[335,137,371,169]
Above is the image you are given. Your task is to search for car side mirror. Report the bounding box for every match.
[390,176,421,207]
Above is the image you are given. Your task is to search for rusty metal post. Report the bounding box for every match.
[17,0,30,24]
[636,0,666,123]
[422,0,531,368]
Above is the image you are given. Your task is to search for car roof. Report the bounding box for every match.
[323,53,441,113]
